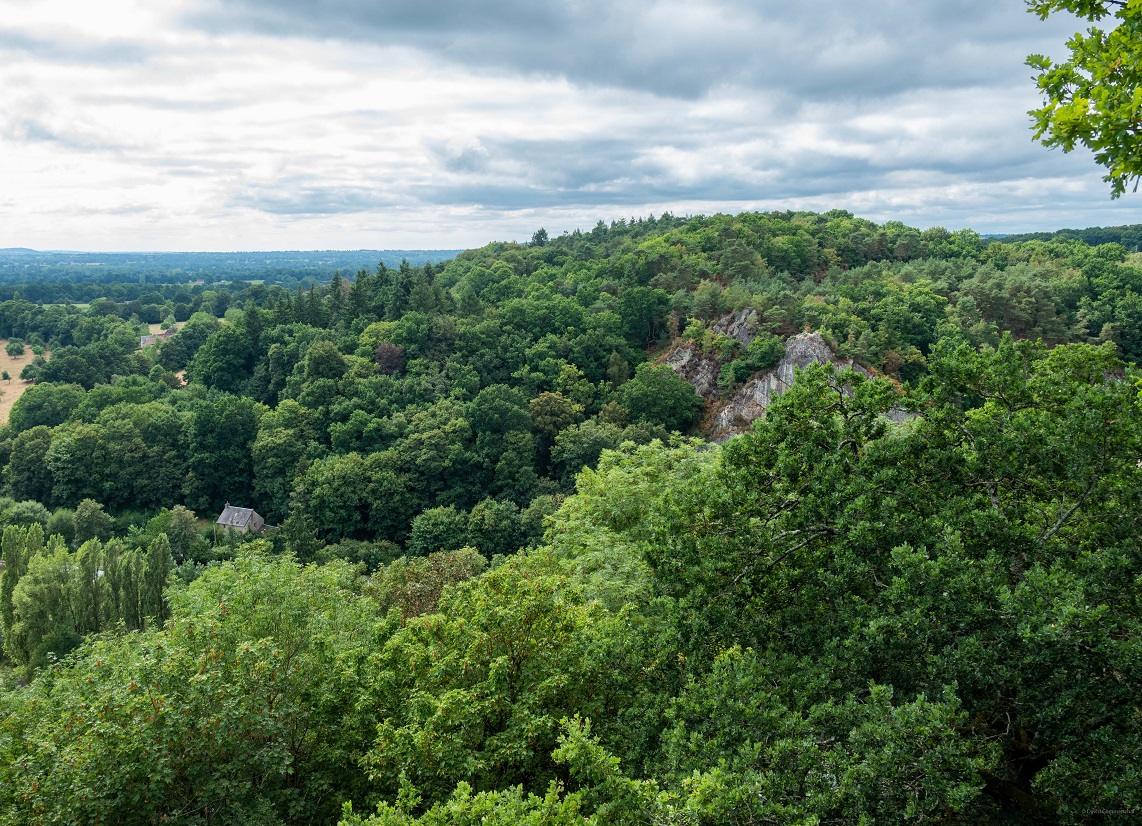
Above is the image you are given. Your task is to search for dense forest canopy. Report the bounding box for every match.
[0,209,1140,825]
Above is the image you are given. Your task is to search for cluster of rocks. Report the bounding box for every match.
[663,312,901,441]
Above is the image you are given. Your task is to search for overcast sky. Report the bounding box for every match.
[1,0,1138,251]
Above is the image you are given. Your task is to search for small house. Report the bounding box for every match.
[215,503,266,540]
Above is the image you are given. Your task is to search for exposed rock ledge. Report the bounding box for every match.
[664,318,903,441]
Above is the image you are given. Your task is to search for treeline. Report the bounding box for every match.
[996,222,1142,251]
[0,249,463,289]
[0,337,1138,824]
[0,279,346,320]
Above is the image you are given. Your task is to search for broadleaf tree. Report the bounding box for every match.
[1027,0,1142,196]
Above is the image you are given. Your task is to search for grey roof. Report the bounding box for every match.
[216,504,260,528]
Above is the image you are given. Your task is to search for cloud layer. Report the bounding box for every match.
[0,0,1137,251]
[193,0,1059,98]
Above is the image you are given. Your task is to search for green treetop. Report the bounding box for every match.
[1028,0,1142,197]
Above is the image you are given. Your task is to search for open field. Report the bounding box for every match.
[0,327,181,424]
[147,322,178,335]
[0,341,49,425]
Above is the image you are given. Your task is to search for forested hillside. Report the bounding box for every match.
[0,210,1140,824]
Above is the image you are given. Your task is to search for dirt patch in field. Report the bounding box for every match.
[147,322,183,335]
[0,342,50,425]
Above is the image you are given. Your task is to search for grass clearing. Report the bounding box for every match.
[146,322,183,335]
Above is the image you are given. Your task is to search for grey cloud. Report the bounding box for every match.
[429,136,653,189]
[229,182,404,214]
[3,117,130,153]
[2,0,1107,244]
[80,93,253,113]
[438,143,492,174]
[0,28,152,65]
[63,204,159,217]
[222,112,1090,219]
[418,153,864,210]
[413,182,690,211]
[189,0,1079,99]
[157,158,252,176]
[412,97,1076,210]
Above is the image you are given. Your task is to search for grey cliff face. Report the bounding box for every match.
[711,308,757,345]
[665,342,720,398]
[709,331,868,440]
[663,321,893,442]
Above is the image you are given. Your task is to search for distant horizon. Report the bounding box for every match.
[0,247,466,255]
[4,218,1142,256]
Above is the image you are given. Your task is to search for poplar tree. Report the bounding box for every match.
[142,534,172,627]
[0,526,27,653]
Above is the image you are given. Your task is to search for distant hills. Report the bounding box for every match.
[0,249,464,286]
[994,223,1142,250]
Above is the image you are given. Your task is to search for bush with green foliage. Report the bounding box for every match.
[0,549,393,825]
[620,363,704,433]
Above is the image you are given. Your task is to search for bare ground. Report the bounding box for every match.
[0,342,50,425]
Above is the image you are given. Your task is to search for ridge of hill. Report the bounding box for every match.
[994,223,1142,250]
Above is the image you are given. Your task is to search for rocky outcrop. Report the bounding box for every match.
[708,332,869,440]
[711,308,758,345]
[662,322,897,442]
[663,310,761,400]
[664,342,720,398]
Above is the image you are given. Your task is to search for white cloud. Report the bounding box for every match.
[0,0,1136,251]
